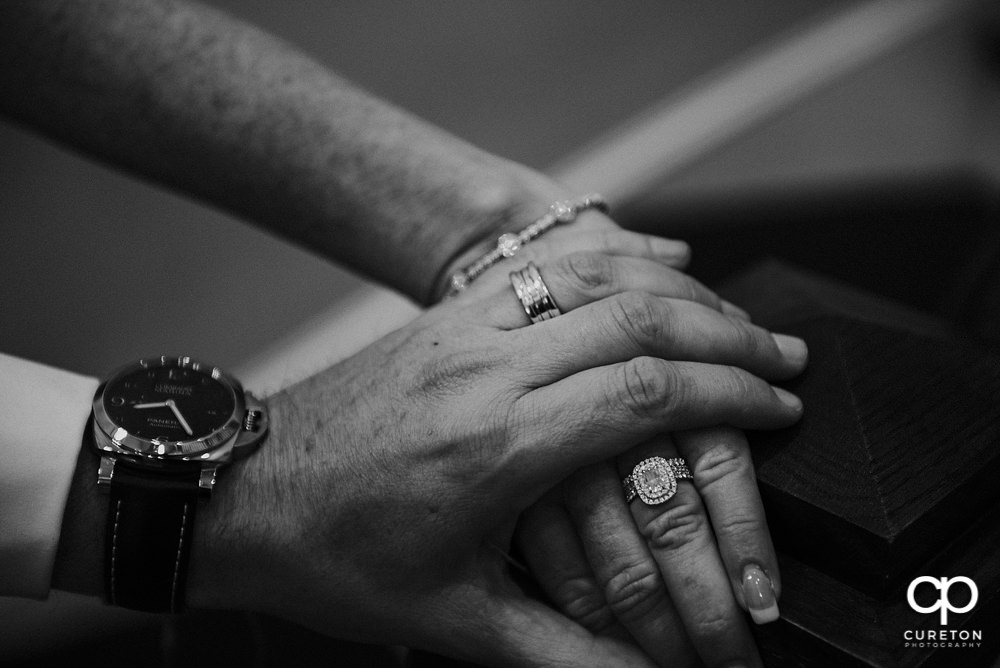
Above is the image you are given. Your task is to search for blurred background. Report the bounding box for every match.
[5,0,998,383]
[3,0,1000,664]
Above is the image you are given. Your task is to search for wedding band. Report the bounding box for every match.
[623,456,693,505]
[510,262,561,324]
[444,193,609,299]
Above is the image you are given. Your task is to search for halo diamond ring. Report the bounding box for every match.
[623,456,693,505]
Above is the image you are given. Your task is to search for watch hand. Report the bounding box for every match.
[133,401,169,409]
[165,399,194,436]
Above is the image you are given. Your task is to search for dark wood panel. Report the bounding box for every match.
[719,261,1000,666]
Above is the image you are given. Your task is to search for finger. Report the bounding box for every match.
[674,426,781,625]
[510,360,802,487]
[447,227,693,307]
[511,293,807,384]
[541,228,692,270]
[620,438,762,668]
[481,253,746,330]
[563,459,698,666]
[515,488,628,639]
[468,589,659,668]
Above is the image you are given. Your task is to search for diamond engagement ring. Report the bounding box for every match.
[509,262,561,324]
[623,456,693,505]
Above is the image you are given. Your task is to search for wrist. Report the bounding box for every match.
[424,176,568,304]
[430,186,611,303]
[427,171,578,304]
[54,358,274,613]
[184,387,296,613]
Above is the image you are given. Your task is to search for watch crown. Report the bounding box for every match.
[243,409,263,433]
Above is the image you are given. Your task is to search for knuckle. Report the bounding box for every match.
[609,291,666,345]
[551,575,617,633]
[693,439,754,491]
[713,511,766,543]
[603,562,666,622]
[688,609,739,644]
[560,251,616,293]
[689,278,723,310]
[674,273,704,305]
[724,368,775,423]
[714,369,760,425]
[616,356,678,420]
[724,367,759,402]
[639,497,709,552]
[731,319,765,358]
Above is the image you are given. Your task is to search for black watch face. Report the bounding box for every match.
[102,359,237,445]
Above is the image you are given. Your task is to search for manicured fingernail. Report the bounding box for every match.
[772,333,808,365]
[722,300,752,321]
[772,387,802,411]
[742,564,779,624]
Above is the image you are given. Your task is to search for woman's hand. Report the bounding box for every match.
[188,247,805,667]
[518,426,786,668]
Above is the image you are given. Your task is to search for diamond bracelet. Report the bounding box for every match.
[442,193,609,300]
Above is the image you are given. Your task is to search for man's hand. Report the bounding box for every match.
[183,245,805,667]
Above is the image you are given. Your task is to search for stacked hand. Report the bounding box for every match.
[476,211,802,667]
[1,2,802,664]
[188,210,806,667]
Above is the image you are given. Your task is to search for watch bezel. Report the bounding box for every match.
[92,355,247,462]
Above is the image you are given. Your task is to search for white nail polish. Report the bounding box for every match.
[743,564,780,624]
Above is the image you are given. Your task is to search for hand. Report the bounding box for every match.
[446,210,801,666]
[518,427,785,668]
[186,249,804,668]
[510,258,796,666]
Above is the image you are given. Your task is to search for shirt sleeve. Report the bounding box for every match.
[0,353,99,599]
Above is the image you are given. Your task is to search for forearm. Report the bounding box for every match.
[0,0,568,304]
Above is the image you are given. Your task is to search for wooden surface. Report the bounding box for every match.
[716,259,1000,666]
[722,261,1000,589]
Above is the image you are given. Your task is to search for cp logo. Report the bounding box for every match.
[907,576,978,624]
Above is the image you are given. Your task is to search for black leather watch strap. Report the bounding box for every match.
[103,457,202,613]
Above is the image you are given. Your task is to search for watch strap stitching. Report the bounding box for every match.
[109,498,122,606]
[170,502,191,612]
[102,463,200,613]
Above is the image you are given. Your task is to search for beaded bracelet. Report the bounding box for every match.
[443,193,609,299]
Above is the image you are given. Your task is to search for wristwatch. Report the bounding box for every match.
[87,355,268,613]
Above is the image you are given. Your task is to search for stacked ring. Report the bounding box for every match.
[623,456,693,505]
[510,262,561,324]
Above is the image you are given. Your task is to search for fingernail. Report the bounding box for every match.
[772,333,808,365]
[651,238,690,265]
[742,564,779,624]
[722,300,752,321]
[772,386,802,411]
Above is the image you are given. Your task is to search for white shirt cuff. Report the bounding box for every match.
[0,354,99,599]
